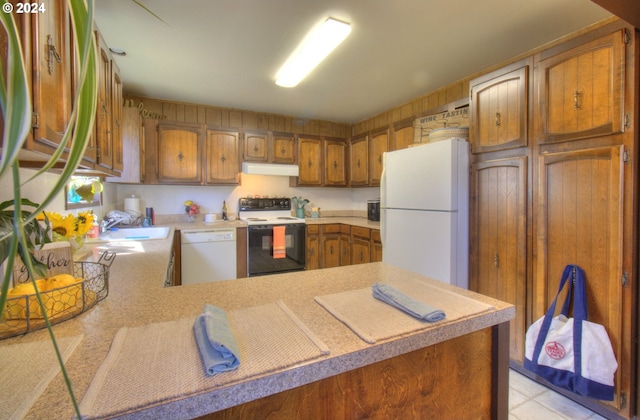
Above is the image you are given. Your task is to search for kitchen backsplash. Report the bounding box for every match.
[2,169,379,221]
[116,174,379,217]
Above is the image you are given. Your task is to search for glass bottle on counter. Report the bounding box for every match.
[222,201,228,220]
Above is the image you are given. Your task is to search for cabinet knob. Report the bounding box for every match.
[330,245,334,255]
[253,144,259,152]
[495,112,501,126]
[494,251,499,268]
[308,159,312,168]
[357,158,361,168]
[573,91,580,109]
[177,151,184,162]
[221,154,226,163]
[333,160,337,169]
[281,147,286,156]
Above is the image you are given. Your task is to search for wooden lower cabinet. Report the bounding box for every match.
[535,143,629,414]
[306,224,381,270]
[305,225,320,271]
[200,325,508,420]
[371,229,382,263]
[321,225,342,268]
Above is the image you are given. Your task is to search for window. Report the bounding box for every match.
[65,176,103,210]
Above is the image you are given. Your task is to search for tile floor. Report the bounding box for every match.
[509,369,606,419]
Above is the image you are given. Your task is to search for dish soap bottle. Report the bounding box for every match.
[222,201,228,220]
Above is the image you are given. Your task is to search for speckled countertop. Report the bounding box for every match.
[5,230,513,419]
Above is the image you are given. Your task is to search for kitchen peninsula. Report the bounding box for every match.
[6,230,514,419]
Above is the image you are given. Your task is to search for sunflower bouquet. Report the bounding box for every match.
[37,211,95,244]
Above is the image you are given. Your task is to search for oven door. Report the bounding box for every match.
[247,223,306,276]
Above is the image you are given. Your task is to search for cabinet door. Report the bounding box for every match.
[369,129,389,185]
[538,30,625,143]
[349,134,368,186]
[340,233,351,266]
[306,227,320,270]
[535,145,624,410]
[325,140,347,186]
[370,229,383,262]
[322,233,341,268]
[157,122,202,184]
[470,65,528,153]
[30,0,72,150]
[243,131,268,162]
[351,238,371,265]
[95,32,113,171]
[470,157,528,363]
[393,120,415,150]
[297,137,323,186]
[272,133,296,164]
[111,60,123,172]
[205,129,240,184]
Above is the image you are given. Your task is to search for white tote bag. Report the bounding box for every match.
[524,265,617,400]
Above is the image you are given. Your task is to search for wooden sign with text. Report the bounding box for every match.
[12,242,74,285]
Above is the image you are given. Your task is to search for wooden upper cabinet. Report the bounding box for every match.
[538,30,626,143]
[349,134,369,186]
[95,31,113,170]
[369,129,389,185]
[271,133,296,164]
[296,137,323,186]
[324,139,348,186]
[243,131,268,162]
[470,63,529,154]
[393,118,416,150]
[111,60,123,172]
[205,128,240,185]
[156,122,202,184]
[30,0,73,150]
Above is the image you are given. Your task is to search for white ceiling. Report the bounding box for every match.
[94,0,612,124]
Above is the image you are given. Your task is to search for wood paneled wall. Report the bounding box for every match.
[124,95,350,138]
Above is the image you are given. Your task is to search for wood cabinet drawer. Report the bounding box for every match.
[351,226,370,239]
[340,224,351,234]
[371,229,381,243]
[322,224,341,234]
[307,225,320,234]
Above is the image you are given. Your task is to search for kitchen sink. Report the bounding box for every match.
[87,226,171,243]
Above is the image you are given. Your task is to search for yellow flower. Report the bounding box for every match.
[38,211,94,239]
[75,211,94,236]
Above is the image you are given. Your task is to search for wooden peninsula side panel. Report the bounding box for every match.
[202,324,509,420]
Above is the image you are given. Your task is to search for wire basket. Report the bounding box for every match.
[0,252,115,339]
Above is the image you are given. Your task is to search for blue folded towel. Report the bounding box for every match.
[193,304,240,375]
[372,282,446,322]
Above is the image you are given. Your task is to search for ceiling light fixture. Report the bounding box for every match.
[275,17,351,88]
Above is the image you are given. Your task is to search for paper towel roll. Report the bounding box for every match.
[124,196,140,213]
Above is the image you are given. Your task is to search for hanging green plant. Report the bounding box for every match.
[0,0,98,417]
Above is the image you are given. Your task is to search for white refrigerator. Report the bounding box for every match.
[381,138,469,288]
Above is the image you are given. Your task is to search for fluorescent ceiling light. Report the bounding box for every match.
[275,17,351,88]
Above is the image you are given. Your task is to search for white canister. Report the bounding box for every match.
[204,213,217,223]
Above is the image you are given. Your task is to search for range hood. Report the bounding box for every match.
[241,162,299,176]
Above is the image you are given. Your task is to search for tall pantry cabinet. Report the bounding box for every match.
[469,22,637,419]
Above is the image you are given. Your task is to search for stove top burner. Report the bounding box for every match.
[238,197,306,225]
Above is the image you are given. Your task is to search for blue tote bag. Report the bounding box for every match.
[524,265,617,400]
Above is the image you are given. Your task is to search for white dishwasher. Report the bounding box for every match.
[181,228,237,285]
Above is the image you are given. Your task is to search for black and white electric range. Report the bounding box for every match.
[238,197,306,277]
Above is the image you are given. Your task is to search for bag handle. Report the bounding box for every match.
[531,265,589,370]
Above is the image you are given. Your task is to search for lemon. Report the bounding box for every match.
[45,273,78,290]
[184,200,193,206]
[5,280,48,319]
